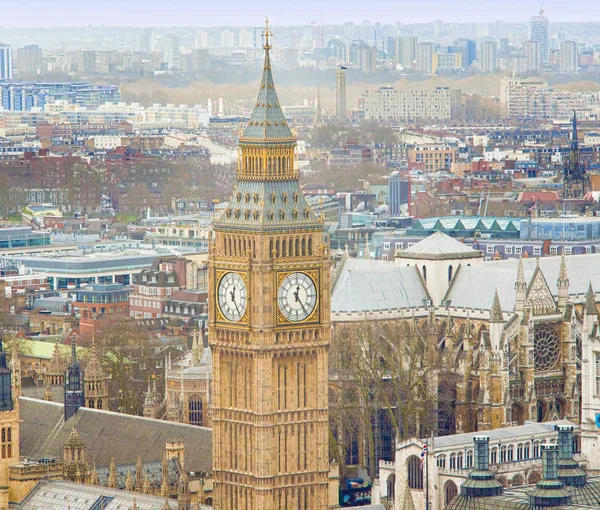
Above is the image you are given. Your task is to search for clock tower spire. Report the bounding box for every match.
[208,17,331,509]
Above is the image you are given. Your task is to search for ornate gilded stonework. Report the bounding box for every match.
[208,18,331,510]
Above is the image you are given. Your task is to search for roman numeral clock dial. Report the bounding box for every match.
[277,272,317,322]
[217,272,247,323]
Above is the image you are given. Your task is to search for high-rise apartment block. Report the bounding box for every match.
[357,45,377,73]
[140,28,154,52]
[560,40,578,74]
[361,86,461,121]
[220,29,234,48]
[523,40,540,71]
[501,77,600,120]
[0,45,13,81]
[16,45,42,76]
[336,67,347,121]
[395,36,418,68]
[479,41,498,74]
[78,50,97,75]
[452,38,476,68]
[163,35,181,70]
[416,42,435,74]
[529,14,549,64]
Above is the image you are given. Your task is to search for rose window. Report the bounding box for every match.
[534,325,559,371]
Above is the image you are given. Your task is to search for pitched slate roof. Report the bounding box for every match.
[399,231,482,260]
[18,397,212,473]
[445,253,600,312]
[331,258,429,314]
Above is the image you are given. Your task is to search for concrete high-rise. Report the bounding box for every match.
[336,67,347,121]
[16,45,42,77]
[523,40,540,71]
[479,41,498,74]
[452,38,476,68]
[529,13,549,65]
[163,35,181,70]
[209,19,331,509]
[416,42,435,75]
[0,45,13,81]
[560,40,578,74]
[140,28,154,52]
[395,36,418,68]
[357,45,377,73]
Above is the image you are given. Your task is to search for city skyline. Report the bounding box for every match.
[1,0,598,28]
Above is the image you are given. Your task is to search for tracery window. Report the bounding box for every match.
[534,325,560,371]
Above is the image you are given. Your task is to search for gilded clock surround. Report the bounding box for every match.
[275,269,320,326]
[208,18,331,510]
[215,270,249,325]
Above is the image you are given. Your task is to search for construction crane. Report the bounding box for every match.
[538,1,545,16]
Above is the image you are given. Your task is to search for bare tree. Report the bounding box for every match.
[329,316,455,478]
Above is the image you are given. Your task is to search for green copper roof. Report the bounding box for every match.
[241,31,294,142]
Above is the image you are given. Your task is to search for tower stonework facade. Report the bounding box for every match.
[208,19,331,509]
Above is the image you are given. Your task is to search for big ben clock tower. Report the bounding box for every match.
[208,19,331,510]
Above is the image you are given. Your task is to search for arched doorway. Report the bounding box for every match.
[444,480,458,505]
[512,474,524,487]
[511,403,526,425]
[407,455,423,489]
[386,474,396,502]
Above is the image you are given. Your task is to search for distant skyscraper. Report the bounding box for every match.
[238,29,253,48]
[529,13,549,64]
[0,45,13,81]
[452,38,476,68]
[16,45,42,76]
[396,36,418,68]
[195,31,208,49]
[433,19,444,37]
[221,29,234,48]
[389,171,409,216]
[560,40,578,74]
[78,50,96,75]
[336,67,347,121]
[416,42,435,74]
[357,46,377,73]
[523,40,540,71]
[140,28,154,52]
[163,35,181,70]
[499,37,510,57]
[479,41,498,74]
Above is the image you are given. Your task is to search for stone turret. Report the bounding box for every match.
[514,257,527,312]
[85,336,109,411]
[557,253,570,311]
[161,450,170,497]
[177,461,191,510]
[63,427,89,483]
[64,336,84,421]
[135,454,143,491]
[108,457,117,489]
[125,468,133,491]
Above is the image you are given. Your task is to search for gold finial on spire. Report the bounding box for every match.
[263,17,272,50]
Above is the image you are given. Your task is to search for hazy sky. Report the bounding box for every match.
[3,0,595,27]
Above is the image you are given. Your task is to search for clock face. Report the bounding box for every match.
[277,272,317,322]
[217,272,247,322]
